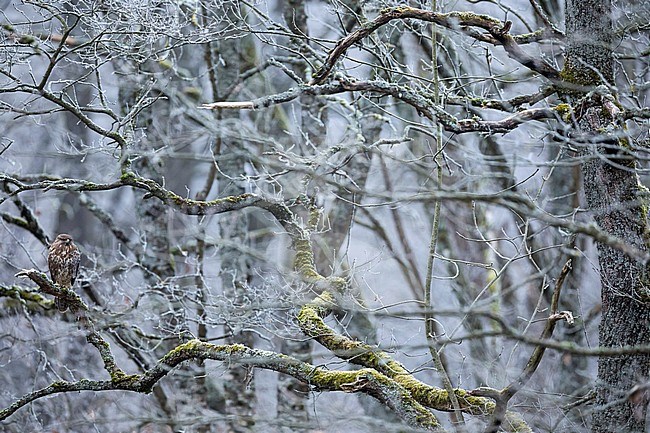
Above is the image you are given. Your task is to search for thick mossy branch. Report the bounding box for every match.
[297,292,532,432]
[15,269,88,312]
[0,339,444,431]
[293,235,347,292]
[148,340,443,431]
[123,174,342,292]
[85,330,127,381]
[297,292,489,413]
[294,237,324,284]
[0,284,54,312]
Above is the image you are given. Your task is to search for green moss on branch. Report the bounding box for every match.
[297,291,532,432]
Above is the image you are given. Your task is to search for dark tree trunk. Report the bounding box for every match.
[564,1,650,432]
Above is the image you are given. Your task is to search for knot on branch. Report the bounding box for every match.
[340,375,370,392]
[469,386,501,400]
[549,311,575,325]
[492,20,512,36]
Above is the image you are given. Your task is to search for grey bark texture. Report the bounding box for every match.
[565,1,650,431]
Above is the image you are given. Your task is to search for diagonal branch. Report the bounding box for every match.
[15,269,88,313]
[479,259,574,433]
[309,6,559,85]
[487,20,561,80]
[1,183,50,245]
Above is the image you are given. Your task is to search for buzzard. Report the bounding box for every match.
[47,233,81,312]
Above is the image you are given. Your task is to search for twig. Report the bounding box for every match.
[482,259,573,432]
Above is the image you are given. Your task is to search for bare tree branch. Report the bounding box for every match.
[202,78,561,133]
[309,7,560,85]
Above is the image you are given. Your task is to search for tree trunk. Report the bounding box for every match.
[564,1,650,432]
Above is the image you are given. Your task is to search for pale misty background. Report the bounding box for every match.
[0,1,648,433]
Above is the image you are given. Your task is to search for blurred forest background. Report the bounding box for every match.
[0,1,649,432]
